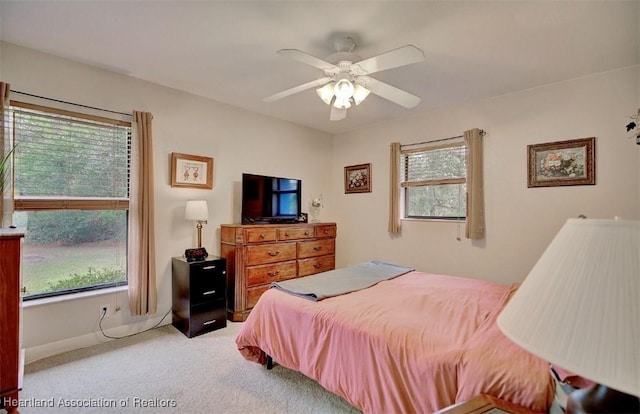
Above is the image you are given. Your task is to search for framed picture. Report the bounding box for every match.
[170,152,214,189]
[527,137,595,188]
[344,163,372,193]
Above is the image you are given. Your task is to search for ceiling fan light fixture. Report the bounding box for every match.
[333,78,355,100]
[316,82,335,105]
[333,97,352,109]
[353,84,370,105]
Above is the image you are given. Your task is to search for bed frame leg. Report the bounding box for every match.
[266,354,273,370]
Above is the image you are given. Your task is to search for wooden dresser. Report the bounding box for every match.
[0,229,24,414]
[220,222,336,321]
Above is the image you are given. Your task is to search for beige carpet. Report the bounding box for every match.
[11,322,360,414]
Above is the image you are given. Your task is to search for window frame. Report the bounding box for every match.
[400,140,467,221]
[9,100,132,300]
[272,178,299,216]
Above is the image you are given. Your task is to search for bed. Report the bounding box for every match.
[235,263,554,413]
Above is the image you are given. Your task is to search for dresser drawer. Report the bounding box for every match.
[278,227,315,241]
[190,263,226,304]
[315,224,336,238]
[190,301,226,336]
[246,261,297,287]
[298,255,335,277]
[245,242,296,265]
[190,276,225,303]
[189,260,225,276]
[297,239,335,259]
[247,285,270,309]
[244,228,277,243]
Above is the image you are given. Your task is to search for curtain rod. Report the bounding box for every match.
[12,90,132,117]
[401,129,485,148]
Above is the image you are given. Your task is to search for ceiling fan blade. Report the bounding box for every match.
[330,106,347,121]
[353,45,425,75]
[263,77,331,103]
[277,49,339,72]
[362,76,421,108]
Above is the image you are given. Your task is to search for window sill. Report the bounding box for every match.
[402,217,466,223]
[23,285,128,309]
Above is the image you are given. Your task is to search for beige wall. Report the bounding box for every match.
[331,66,640,284]
[1,42,334,360]
[2,41,639,361]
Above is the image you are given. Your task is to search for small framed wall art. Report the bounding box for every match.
[527,137,595,188]
[170,152,214,189]
[344,163,372,194]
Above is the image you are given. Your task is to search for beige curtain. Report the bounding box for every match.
[464,128,485,239]
[128,111,157,316]
[388,142,401,234]
[0,82,12,228]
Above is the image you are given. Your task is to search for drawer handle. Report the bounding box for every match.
[284,232,290,237]
[313,246,322,251]
[203,266,216,270]
[260,233,266,239]
[323,230,329,234]
[267,251,280,256]
[203,319,217,326]
[304,231,310,236]
[203,290,216,296]
[267,271,280,277]
[313,263,322,269]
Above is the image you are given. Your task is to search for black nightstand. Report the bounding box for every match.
[172,256,227,338]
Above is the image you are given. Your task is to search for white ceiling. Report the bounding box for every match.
[1,1,638,135]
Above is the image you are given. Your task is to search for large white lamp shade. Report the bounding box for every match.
[497,218,639,401]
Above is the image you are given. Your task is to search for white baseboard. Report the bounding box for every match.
[24,317,172,364]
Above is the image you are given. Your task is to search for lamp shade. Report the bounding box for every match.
[497,218,639,397]
[316,83,334,105]
[185,200,208,221]
[353,84,370,105]
[333,78,355,100]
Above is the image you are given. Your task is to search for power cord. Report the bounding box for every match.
[98,307,173,340]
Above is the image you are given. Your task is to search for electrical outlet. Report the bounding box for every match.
[100,304,113,318]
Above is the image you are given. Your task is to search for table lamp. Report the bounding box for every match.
[184,200,208,261]
[497,218,639,413]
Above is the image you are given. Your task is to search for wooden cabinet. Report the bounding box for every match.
[172,256,227,338]
[0,229,24,414]
[221,222,336,321]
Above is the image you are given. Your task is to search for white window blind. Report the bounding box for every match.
[400,141,467,219]
[11,101,131,210]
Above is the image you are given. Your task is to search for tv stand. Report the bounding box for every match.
[220,222,337,321]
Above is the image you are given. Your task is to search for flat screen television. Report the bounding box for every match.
[241,173,302,224]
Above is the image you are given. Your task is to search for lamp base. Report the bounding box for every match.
[566,384,639,414]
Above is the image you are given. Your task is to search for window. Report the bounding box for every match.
[10,101,132,299]
[273,178,299,216]
[400,141,467,220]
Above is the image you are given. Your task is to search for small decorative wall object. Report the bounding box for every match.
[344,163,372,193]
[527,138,595,188]
[625,108,640,145]
[310,194,324,222]
[171,152,214,189]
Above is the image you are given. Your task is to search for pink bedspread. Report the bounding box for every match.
[236,271,554,413]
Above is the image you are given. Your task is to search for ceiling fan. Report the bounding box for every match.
[263,36,425,121]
